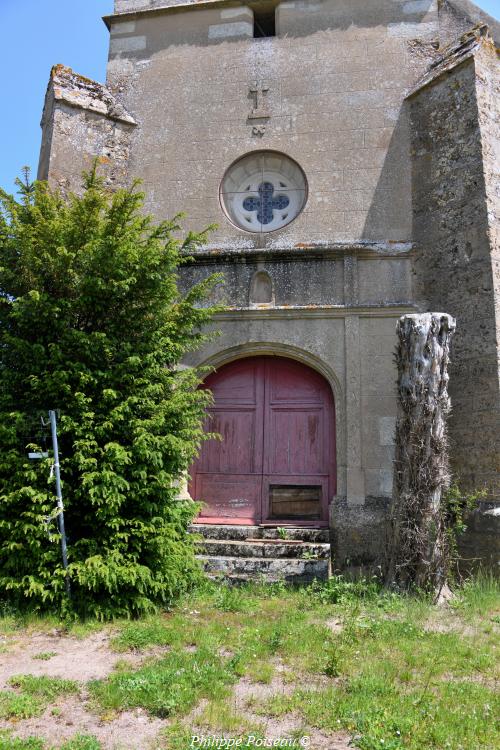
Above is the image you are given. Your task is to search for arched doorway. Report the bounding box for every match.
[191,356,336,526]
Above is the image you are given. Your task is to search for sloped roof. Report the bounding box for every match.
[407,23,495,97]
[47,65,136,126]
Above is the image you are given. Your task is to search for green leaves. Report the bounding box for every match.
[0,166,219,617]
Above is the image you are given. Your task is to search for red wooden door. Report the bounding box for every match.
[192,357,335,525]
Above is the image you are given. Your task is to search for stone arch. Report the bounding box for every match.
[197,341,346,500]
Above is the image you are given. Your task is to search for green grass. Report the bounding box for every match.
[265,680,499,750]
[102,576,500,749]
[0,603,110,641]
[89,646,237,718]
[0,733,101,750]
[8,676,78,703]
[59,736,102,750]
[1,576,499,750]
[110,618,174,652]
[31,653,57,662]
[0,692,42,720]
[0,677,79,720]
[451,571,500,619]
[0,735,45,750]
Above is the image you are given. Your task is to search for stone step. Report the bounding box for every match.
[191,523,330,543]
[199,539,331,559]
[198,554,331,583]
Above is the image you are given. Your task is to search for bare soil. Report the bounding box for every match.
[0,630,168,749]
[0,631,130,688]
[183,659,351,750]
[4,696,167,750]
[0,634,351,750]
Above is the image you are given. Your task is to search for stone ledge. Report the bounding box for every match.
[198,554,331,582]
[213,304,416,320]
[105,0,238,29]
[191,524,330,543]
[46,65,136,126]
[186,241,415,263]
[199,539,331,559]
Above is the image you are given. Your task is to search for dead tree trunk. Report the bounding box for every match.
[386,313,456,595]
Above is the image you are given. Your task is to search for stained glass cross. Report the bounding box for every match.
[242,182,290,225]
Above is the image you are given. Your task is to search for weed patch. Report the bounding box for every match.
[1,576,498,750]
[111,618,174,652]
[0,676,79,721]
[451,573,500,620]
[90,647,236,718]
[0,734,45,750]
[0,734,101,750]
[8,676,78,702]
[59,736,102,750]
[31,653,57,662]
[265,677,499,750]
[0,692,42,720]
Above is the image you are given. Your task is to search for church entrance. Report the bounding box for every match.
[191,356,336,526]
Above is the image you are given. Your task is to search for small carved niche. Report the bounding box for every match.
[249,270,273,307]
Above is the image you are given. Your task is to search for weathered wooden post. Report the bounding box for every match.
[386,313,456,595]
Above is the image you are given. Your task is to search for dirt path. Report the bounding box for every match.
[4,697,167,750]
[0,633,351,750]
[0,631,128,687]
[0,630,168,749]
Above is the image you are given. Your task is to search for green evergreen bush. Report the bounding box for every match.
[0,166,220,618]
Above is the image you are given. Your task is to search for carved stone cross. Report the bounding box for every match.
[249,81,270,120]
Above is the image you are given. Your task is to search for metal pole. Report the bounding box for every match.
[49,410,71,598]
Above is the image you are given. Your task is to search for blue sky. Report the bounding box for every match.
[0,0,498,195]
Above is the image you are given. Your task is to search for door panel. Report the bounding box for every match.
[262,359,334,523]
[199,409,259,474]
[266,408,324,475]
[194,359,264,523]
[196,473,262,522]
[192,356,335,525]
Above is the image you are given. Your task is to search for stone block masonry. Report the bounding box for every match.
[38,1,500,574]
[38,65,136,193]
[409,29,500,504]
[104,0,441,249]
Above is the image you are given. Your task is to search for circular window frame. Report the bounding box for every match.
[219,150,308,234]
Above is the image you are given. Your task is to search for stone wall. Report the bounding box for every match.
[409,37,500,505]
[475,43,500,382]
[38,0,499,571]
[179,247,413,308]
[105,0,431,526]
[38,65,136,193]
[182,302,409,511]
[113,0,220,13]
[104,0,441,249]
[457,504,500,573]
[329,496,391,574]
[438,0,500,47]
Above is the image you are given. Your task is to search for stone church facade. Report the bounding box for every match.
[38,0,499,573]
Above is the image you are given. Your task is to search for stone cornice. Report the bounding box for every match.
[183,242,414,264]
[214,304,416,320]
[104,0,238,28]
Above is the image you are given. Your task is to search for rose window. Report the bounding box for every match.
[220,152,307,233]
